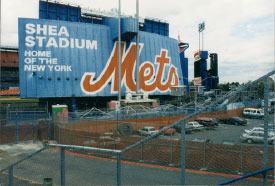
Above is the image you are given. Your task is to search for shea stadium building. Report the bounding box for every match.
[1,0,219,111]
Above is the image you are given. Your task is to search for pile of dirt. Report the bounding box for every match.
[0,141,43,169]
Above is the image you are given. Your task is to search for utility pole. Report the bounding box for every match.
[136,0,140,94]
[118,0,121,101]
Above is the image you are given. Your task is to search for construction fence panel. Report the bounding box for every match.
[0,114,50,144]
[0,147,60,185]
[121,129,182,186]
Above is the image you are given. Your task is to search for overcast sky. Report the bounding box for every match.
[1,0,274,83]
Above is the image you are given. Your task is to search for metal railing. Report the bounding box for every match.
[217,166,274,186]
[1,143,274,186]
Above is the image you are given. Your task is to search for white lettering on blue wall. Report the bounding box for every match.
[24,23,97,50]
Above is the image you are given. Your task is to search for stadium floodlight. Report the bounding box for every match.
[198,22,205,32]
[198,22,205,50]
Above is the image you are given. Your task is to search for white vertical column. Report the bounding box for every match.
[136,0,140,94]
[118,0,121,101]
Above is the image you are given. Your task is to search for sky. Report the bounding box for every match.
[1,0,274,83]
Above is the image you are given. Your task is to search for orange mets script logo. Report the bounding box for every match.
[81,42,179,95]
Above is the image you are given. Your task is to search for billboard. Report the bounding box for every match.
[18,18,183,98]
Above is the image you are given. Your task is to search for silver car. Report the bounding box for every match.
[137,127,158,136]
[187,121,204,131]
[240,131,274,145]
[244,127,274,136]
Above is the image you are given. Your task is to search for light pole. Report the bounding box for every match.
[198,22,205,51]
[118,0,121,101]
[136,0,140,94]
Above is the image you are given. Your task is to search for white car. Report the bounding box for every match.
[137,127,158,136]
[243,108,264,119]
[187,121,204,131]
[240,131,274,145]
[244,127,274,136]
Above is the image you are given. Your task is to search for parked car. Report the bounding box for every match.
[244,127,274,136]
[240,131,274,145]
[137,127,158,136]
[173,124,193,134]
[186,121,204,131]
[156,126,176,135]
[195,117,218,129]
[220,117,247,125]
[243,108,264,119]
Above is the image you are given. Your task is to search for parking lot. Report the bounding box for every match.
[156,114,274,145]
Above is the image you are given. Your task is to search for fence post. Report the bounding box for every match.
[15,113,18,142]
[60,147,65,186]
[9,166,13,186]
[181,120,186,186]
[88,120,91,147]
[203,140,206,168]
[169,130,174,165]
[117,153,121,186]
[239,144,243,174]
[70,122,72,146]
[263,78,269,186]
[48,113,51,140]
[140,143,143,161]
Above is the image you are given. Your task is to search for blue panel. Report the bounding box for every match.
[153,28,159,34]
[70,7,79,16]
[103,18,118,40]
[59,14,68,21]
[145,20,153,33]
[70,16,79,22]
[160,29,165,35]
[58,5,68,14]
[180,52,188,86]
[153,22,159,30]
[200,51,208,59]
[93,19,103,24]
[18,18,182,98]
[159,23,165,30]
[81,17,91,23]
[165,24,169,36]
[48,12,57,20]
[40,11,47,19]
[39,1,81,22]
[18,18,111,98]
[48,3,57,12]
[121,18,138,34]
[201,59,207,89]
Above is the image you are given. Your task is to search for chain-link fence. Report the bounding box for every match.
[1,143,274,186]
[0,112,51,144]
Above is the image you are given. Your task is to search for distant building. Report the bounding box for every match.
[0,46,20,96]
